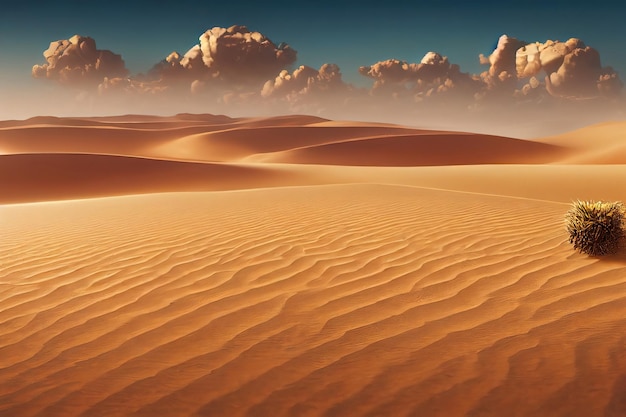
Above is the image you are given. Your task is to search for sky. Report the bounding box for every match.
[1,0,625,135]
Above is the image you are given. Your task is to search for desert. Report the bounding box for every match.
[1,114,625,416]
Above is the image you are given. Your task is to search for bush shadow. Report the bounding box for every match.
[598,238,626,264]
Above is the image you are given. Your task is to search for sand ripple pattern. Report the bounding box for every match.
[1,184,625,417]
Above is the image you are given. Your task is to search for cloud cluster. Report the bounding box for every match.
[30,29,624,134]
[32,35,128,85]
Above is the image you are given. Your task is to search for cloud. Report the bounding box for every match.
[32,35,128,85]
[262,63,348,97]
[215,63,357,115]
[146,25,297,89]
[480,36,623,100]
[597,71,623,98]
[515,38,581,78]
[358,59,420,89]
[477,34,527,96]
[359,52,481,102]
[543,43,622,99]
[144,50,208,85]
[358,53,459,89]
[481,34,527,78]
[97,76,168,96]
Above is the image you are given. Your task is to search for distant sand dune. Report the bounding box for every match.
[0,125,235,156]
[231,114,329,127]
[1,119,567,165]
[254,132,566,166]
[0,113,235,128]
[2,114,611,204]
[154,125,432,162]
[1,114,626,416]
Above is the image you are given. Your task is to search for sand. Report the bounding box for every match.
[1,114,625,417]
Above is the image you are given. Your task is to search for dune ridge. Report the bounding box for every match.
[2,114,626,416]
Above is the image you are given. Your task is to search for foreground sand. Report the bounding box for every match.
[1,115,626,416]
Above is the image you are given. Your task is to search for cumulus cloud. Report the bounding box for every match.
[544,45,600,98]
[146,25,297,89]
[262,63,347,97]
[543,43,621,99]
[97,76,167,96]
[597,71,623,98]
[32,35,128,85]
[359,53,461,88]
[144,50,208,85]
[258,63,359,114]
[481,34,527,78]
[513,38,623,99]
[515,38,581,78]
[359,52,481,102]
[359,59,420,88]
[477,34,527,96]
[479,36,623,100]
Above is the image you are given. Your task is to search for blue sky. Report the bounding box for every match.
[1,0,624,121]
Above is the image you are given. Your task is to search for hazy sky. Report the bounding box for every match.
[1,0,625,129]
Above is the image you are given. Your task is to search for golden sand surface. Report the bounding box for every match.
[1,115,625,416]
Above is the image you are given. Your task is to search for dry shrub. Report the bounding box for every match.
[565,200,625,256]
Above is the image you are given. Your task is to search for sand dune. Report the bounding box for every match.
[0,113,235,128]
[153,125,437,162]
[537,121,626,164]
[0,153,315,204]
[538,120,626,148]
[1,114,626,416]
[230,114,329,127]
[251,132,565,166]
[0,124,238,156]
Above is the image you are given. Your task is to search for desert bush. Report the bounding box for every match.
[565,200,625,256]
